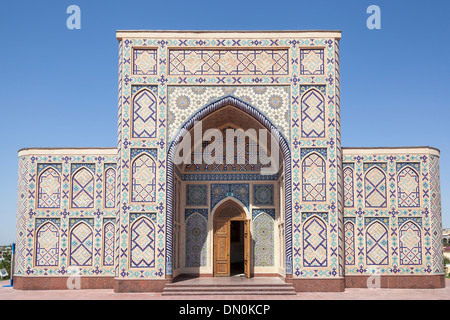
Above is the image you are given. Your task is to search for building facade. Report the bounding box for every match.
[13,31,445,292]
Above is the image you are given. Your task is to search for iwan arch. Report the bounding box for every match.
[13,31,445,292]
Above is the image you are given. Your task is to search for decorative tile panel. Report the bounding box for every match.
[169,49,288,76]
[131,153,157,203]
[132,88,157,138]
[300,49,324,75]
[185,211,207,267]
[35,222,60,267]
[70,222,93,266]
[301,88,325,138]
[253,184,274,206]
[210,184,249,210]
[253,211,274,267]
[186,184,207,206]
[71,167,95,209]
[133,49,157,75]
[37,167,61,208]
[130,217,155,268]
[302,153,326,202]
[397,166,420,207]
[303,215,327,267]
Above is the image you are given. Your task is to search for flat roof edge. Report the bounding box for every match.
[342,146,440,156]
[18,147,118,157]
[116,30,342,40]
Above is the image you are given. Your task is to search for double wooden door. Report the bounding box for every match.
[213,219,251,278]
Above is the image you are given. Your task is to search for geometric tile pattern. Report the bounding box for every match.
[71,168,95,208]
[131,153,157,203]
[343,167,354,207]
[185,212,207,267]
[344,221,355,266]
[301,88,325,138]
[253,184,274,206]
[169,50,289,76]
[210,184,249,210]
[397,166,420,207]
[70,222,93,266]
[366,221,388,265]
[103,222,115,266]
[399,221,422,265]
[253,211,274,267]
[104,167,116,209]
[186,184,207,206]
[364,167,387,208]
[35,222,59,267]
[167,85,290,141]
[133,49,157,75]
[132,89,157,138]
[300,49,324,75]
[303,216,327,267]
[429,156,443,273]
[130,217,155,268]
[302,153,326,202]
[37,167,61,208]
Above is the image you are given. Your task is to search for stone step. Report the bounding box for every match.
[162,290,296,296]
[162,284,296,296]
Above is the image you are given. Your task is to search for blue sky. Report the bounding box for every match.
[0,0,449,244]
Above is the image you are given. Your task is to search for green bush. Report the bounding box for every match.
[0,251,11,280]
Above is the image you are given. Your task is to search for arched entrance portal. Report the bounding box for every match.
[166,96,292,279]
[213,200,251,277]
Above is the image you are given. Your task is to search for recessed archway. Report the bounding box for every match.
[166,96,292,278]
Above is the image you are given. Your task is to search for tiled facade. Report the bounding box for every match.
[13,31,444,292]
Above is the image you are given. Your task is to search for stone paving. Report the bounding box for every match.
[1,279,449,300]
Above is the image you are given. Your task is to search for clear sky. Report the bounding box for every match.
[0,0,449,244]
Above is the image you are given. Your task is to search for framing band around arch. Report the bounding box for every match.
[165,96,292,276]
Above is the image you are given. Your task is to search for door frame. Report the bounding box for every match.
[212,199,251,277]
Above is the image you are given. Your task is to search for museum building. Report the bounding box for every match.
[13,31,445,292]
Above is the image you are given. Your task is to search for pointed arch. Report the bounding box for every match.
[397,166,420,207]
[166,96,292,275]
[37,167,61,208]
[364,166,387,208]
[103,222,115,266]
[71,167,95,208]
[253,212,274,267]
[343,166,354,207]
[344,221,355,265]
[131,153,156,203]
[132,88,157,138]
[69,222,93,266]
[130,217,155,268]
[302,152,326,202]
[399,221,422,265]
[303,215,327,267]
[35,222,59,267]
[185,212,208,267]
[366,221,388,265]
[301,88,325,138]
[104,167,116,208]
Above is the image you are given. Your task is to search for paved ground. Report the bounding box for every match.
[1,279,449,300]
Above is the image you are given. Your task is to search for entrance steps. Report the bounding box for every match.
[162,276,296,296]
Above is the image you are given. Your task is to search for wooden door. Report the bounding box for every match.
[214,220,230,277]
[244,219,251,278]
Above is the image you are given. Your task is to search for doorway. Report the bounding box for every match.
[230,220,244,276]
[213,200,251,277]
